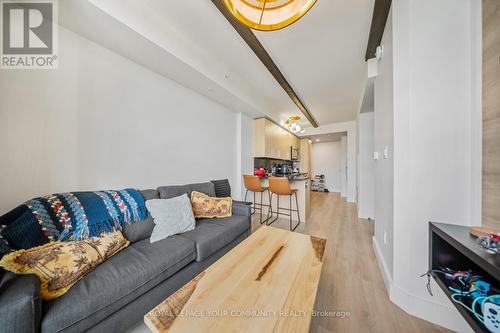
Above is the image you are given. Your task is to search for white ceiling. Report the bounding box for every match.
[81,0,374,129]
[255,0,374,126]
[139,0,296,119]
[309,132,347,143]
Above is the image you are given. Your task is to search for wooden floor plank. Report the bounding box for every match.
[252,192,452,333]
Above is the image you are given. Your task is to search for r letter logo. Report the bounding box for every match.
[1,0,58,69]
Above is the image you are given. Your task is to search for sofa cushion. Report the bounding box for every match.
[210,179,231,198]
[157,184,191,199]
[177,215,250,261]
[42,235,196,333]
[192,182,216,197]
[123,189,158,243]
[158,182,215,200]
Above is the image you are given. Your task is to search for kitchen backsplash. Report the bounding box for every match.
[254,158,294,173]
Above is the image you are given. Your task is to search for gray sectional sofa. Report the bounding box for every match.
[0,182,251,333]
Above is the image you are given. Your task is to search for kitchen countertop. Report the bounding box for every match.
[257,174,310,181]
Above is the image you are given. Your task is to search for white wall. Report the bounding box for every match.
[372,1,482,331]
[0,26,249,214]
[357,112,375,219]
[373,6,395,280]
[236,112,254,200]
[311,141,342,192]
[340,136,348,197]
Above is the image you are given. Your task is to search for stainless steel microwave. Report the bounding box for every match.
[291,146,300,160]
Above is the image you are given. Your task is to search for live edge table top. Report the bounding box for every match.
[144,226,326,333]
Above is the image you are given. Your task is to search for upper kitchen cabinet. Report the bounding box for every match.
[291,134,300,149]
[253,118,300,160]
[299,138,311,173]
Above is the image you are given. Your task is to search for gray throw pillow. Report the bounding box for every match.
[146,194,196,243]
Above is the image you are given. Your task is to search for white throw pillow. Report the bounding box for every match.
[146,194,196,243]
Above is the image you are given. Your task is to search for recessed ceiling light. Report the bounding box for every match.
[316,139,320,142]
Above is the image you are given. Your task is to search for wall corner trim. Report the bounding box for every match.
[372,236,473,333]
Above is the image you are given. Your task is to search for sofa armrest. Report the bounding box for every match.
[0,270,41,333]
[232,202,251,217]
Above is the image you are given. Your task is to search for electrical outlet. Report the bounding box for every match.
[383,231,387,245]
[383,146,389,159]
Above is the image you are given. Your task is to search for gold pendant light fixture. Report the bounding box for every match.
[284,116,305,134]
[223,0,317,31]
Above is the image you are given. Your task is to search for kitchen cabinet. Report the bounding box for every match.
[253,118,300,160]
[291,135,300,150]
[299,138,311,173]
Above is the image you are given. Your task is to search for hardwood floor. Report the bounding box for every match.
[251,191,452,333]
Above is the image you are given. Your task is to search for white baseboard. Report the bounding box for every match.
[390,284,473,333]
[371,237,473,333]
[372,236,392,291]
[358,210,374,220]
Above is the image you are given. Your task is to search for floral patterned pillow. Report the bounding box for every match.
[0,230,129,300]
[190,191,232,219]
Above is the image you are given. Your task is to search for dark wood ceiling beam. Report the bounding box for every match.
[365,0,392,61]
[210,0,319,128]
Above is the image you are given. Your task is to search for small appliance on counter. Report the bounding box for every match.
[281,164,290,175]
[254,158,293,177]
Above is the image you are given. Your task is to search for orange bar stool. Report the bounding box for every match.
[268,177,300,231]
[243,175,272,224]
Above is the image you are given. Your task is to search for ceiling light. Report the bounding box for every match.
[316,139,320,142]
[284,116,304,134]
[223,0,317,31]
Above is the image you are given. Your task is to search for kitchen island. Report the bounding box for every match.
[251,175,310,223]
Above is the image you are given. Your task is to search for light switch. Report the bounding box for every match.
[373,151,379,160]
[383,146,389,159]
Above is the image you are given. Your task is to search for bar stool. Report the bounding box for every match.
[243,175,272,224]
[268,177,300,231]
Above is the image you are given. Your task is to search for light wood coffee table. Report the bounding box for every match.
[144,226,326,333]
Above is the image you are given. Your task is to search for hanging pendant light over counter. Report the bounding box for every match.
[223,0,317,31]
